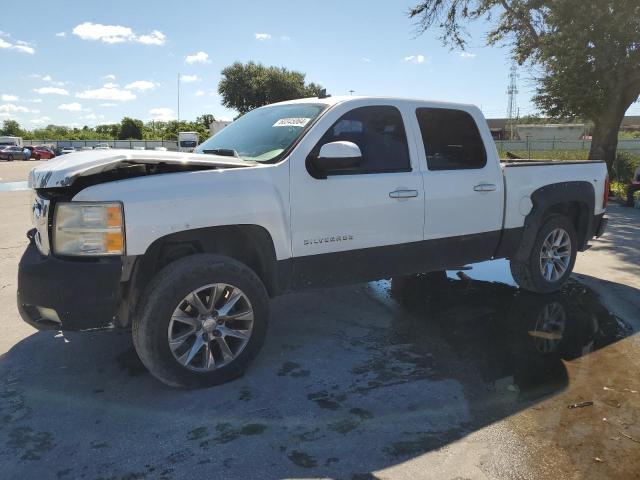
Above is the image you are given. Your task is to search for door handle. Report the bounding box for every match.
[389,189,419,199]
[473,183,497,192]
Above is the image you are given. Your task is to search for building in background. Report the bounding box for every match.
[209,120,232,137]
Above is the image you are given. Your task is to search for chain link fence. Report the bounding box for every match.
[26,140,180,150]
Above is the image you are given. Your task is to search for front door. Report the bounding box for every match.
[289,103,424,287]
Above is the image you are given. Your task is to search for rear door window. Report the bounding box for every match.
[416,108,487,170]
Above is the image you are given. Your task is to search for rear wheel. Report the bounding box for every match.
[510,215,577,293]
[7,155,14,162]
[133,254,269,388]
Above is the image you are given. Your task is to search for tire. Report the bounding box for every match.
[132,254,269,388]
[34,154,40,161]
[8,155,14,161]
[510,214,577,293]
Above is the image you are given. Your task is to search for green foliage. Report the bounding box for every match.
[218,61,322,115]
[119,117,144,140]
[196,114,216,129]
[4,116,215,142]
[409,1,640,165]
[1,119,24,137]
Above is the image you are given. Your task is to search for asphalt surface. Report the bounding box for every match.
[0,160,639,479]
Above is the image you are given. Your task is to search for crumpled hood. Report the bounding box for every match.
[29,149,255,189]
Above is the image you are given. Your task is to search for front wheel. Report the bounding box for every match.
[133,254,269,388]
[7,155,14,161]
[510,214,577,293]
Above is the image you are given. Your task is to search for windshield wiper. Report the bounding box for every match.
[202,148,240,158]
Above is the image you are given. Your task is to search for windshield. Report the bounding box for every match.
[195,103,326,162]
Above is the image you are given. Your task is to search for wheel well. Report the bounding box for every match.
[120,225,281,327]
[543,201,590,248]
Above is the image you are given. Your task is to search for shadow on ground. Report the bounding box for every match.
[0,275,636,479]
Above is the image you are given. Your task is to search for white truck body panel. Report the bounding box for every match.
[502,162,607,229]
[28,96,608,267]
[74,164,292,259]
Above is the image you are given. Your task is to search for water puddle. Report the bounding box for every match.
[0,181,29,192]
[382,264,634,401]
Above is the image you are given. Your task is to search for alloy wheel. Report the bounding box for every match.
[167,283,254,371]
[539,228,571,282]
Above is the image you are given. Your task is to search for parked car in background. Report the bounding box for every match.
[60,147,76,155]
[93,143,110,150]
[0,145,25,161]
[29,146,56,160]
[154,146,168,151]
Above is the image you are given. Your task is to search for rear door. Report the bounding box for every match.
[414,106,504,264]
[289,101,424,286]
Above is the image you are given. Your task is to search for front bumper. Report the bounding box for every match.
[17,238,123,331]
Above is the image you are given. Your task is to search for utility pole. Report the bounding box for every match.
[348,89,355,96]
[177,73,180,126]
[506,64,519,140]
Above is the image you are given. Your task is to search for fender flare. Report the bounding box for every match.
[514,181,595,261]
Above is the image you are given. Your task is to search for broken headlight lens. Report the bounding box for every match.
[53,202,124,256]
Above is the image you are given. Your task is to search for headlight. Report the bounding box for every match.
[53,202,124,256]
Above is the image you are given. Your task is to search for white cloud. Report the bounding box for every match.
[72,22,166,46]
[72,22,133,43]
[362,57,372,63]
[180,74,200,83]
[42,75,52,81]
[31,116,51,125]
[0,37,35,54]
[99,102,117,107]
[254,33,271,41]
[280,35,291,41]
[195,90,205,97]
[0,103,29,113]
[137,30,166,45]
[458,51,476,59]
[185,51,210,64]
[149,107,175,121]
[104,74,116,80]
[55,32,66,37]
[82,113,104,120]
[124,80,157,91]
[76,84,136,101]
[1,94,18,101]
[58,102,83,111]
[34,87,69,95]
[404,54,426,64]
[29,98,42,103]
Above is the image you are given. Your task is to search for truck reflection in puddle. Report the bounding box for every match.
[386,273,634,402]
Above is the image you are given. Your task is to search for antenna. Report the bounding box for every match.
[506,64,519,140]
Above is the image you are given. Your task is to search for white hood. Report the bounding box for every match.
[29,149,254,189]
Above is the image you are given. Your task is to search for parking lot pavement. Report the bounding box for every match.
[1,161,639,479]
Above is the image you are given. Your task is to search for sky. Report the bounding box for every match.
[1,0,638,130]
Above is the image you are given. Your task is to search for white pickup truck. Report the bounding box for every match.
[18,96,608,388]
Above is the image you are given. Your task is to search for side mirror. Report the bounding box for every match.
[308,141,362,179]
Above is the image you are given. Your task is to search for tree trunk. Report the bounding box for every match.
[588,107,626,171]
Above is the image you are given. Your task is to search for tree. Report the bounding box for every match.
[1,119,23,137]
[119,117,144,140]
[218,61,323,115]
[409,0,640,167]
[196,114,216,129]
